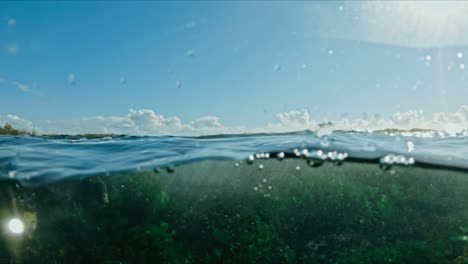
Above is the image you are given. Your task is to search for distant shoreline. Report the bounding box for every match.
[0,122,439,138]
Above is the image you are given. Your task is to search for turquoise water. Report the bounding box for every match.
[1,131,468,185]
[1,132,468,263]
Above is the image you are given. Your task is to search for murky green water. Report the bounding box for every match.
[1,159,468,263]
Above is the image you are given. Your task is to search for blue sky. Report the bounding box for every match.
[2,1,468,134]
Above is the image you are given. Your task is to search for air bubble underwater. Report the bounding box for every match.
[379,154,415,171]
[320,136,330,148]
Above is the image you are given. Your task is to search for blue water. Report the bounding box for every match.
[1,131,468,185]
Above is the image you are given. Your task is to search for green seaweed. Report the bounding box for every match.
[0,159,467,263]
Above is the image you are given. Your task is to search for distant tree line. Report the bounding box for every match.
[0,123,33,136]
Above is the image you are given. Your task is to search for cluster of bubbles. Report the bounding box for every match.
[457,52,465,71]
[247,152,272,163]
[425,51,466,71]
[315,150,348,161]
[255,152,270,159]
[407,141,414,152]
[253,178,273,197]
[247,149,349,166]
[380,154,415,166]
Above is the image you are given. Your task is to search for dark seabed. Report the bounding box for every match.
[1,132,468,263]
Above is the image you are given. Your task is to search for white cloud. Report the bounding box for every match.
[190,116,224,130]
[11,81,30,92]
[128,109,184,133]
[268,110,316,132]
[0,76,32,93]
[269,106,468,135]
[2,106,468,136]
[38,116,137,135]
[15,109,237,136]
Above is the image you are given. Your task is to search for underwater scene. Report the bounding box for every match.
[1,131,468,263]
[2,1,468,263]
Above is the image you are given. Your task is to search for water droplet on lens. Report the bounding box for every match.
[258,164,264,170]
[7,18,16,26]
[8,170,16,178]
[185,21,196,30]
[407,141,415,152]
[293,149,301,157]
[296,166,301,171]
[320,136,330,148]
[6,42,19,54]
[273,64,281,72]
[186,49,195,57]
[457,52,463,59]
[68,73,76,86]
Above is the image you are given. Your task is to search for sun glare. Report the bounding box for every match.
[397,1,468,22]
[356,1,468,47]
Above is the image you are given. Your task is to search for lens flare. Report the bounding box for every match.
[8,218,24,234]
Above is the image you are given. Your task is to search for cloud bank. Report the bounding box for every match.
[2,106,468,136]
